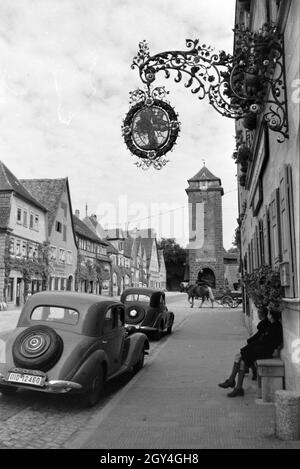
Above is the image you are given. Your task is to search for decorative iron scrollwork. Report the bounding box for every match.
[130,23,288,143]
[121,87,180,170]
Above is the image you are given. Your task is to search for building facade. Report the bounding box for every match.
[0,162,48,307]
[234,0,300,391]
[21,178,78,292]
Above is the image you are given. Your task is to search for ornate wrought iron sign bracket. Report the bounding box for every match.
[122,23,288,168]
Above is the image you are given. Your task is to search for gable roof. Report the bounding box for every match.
[0,161,47,211]
[81,217,109,247]
[139,237,157,268]
[106,240,119,255]
[20,178,65,234]
[124,237,134,257]
[73,214,104,243]
[188,166,221,184]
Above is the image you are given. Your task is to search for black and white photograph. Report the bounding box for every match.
[0,0,299,455]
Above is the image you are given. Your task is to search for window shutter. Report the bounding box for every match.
[253,232,257,269]
[280,164,298,297]
[262,206,270,266]
[269,188,282,266]
[258,219,265,265]
[63,225,67,242]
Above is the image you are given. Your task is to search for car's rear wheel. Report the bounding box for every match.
[153,322,163,341]
[132,349,145,374]
[0,384,18,396]
[167,315,174,334]
[12,325,63,372]
[81,368,104,408]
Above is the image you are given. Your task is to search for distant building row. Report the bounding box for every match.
[0,161,166,307]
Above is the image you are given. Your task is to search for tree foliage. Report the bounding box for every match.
[157,238,186,288]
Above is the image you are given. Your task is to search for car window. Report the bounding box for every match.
[31,306,79,325]
[103,307,114,333]
[114,306,124,327]
[125,293,150,303]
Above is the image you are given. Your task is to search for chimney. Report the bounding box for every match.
[75,209,80,218]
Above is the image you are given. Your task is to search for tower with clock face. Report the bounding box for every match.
[185,165,226,293]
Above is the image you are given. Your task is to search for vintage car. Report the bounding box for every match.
[120,288,174,340]
[0,291,149,407]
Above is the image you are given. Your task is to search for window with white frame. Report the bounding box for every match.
[22,241,27,257]
[28,245,33,258]
[9,238,15,255]
[29,212,34,229]
[23,210,28,227]
[16,240,21,256]
[59,249,65,263]
[33,246,38,259]
[67,251,72,264]
[34,214,39,231]
[17,207,22,224]
[50,246,57,260]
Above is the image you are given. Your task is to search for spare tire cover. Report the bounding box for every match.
[125,305,145,325]
[12,325,63,372]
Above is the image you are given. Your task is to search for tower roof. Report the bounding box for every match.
[188,166,221,185]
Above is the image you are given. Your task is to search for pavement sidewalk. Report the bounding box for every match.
[67,300,300,449]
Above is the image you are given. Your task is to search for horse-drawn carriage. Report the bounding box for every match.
[187,284,243,308]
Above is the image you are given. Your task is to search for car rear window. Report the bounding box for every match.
[124,294,151,303]
[31,306,79,325]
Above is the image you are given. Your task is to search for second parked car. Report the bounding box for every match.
[120,288,175,340]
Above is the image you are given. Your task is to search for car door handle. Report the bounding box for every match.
[101,340,108,344]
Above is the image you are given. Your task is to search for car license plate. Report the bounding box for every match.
[7,372,45,387]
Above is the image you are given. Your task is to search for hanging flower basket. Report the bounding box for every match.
[239,174,246,186]
[244,266,283,310]
[237,145,252,163]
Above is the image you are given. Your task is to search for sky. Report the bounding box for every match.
[0,0,238,249]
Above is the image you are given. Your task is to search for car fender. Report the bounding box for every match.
[167,311,175,326]
[123,333,149,369]
[71,349,108,390]
[152,313,165,329]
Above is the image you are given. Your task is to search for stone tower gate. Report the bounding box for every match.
[185,165,226,294]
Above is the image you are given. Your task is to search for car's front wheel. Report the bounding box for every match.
[132,349,145,374]
[81,368,104,408]
[0,384,18,396]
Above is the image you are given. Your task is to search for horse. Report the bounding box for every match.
[187,284,214,308]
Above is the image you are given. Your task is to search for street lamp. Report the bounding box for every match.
[122,23,288,169]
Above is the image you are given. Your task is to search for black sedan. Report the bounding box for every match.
[120,288,175,340]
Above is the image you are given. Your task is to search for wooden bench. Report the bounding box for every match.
[256,358,285,402]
